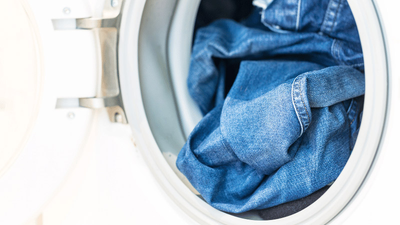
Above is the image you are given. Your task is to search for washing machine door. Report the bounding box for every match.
[2,0,399,224]
[0,0,105,224]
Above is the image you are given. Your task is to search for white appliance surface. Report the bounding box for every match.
[2,0,400,224]
[38,110,190,225]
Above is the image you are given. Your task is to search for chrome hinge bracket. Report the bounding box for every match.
[75,0,127,124]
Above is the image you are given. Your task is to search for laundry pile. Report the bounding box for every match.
[176,0,364,214]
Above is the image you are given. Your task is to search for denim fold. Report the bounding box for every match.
[177,0,364,213]
[177,61,364,213]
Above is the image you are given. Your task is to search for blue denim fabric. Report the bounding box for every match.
[177,61,364,213]
[177,0,364,213]
[257,0,359,40]
[188,0,363,114]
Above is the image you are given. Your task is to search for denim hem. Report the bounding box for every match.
[291,74,311,137]
[320,0,343,35]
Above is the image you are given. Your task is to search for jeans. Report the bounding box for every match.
[176,0,364,213]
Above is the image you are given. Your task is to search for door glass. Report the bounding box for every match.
[0,0,42,174]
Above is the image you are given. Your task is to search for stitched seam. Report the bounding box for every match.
[293,100,304,135]
[292,78,304,136]
[328,0,342,34]
[320,0,334,33]
[298,78,311,122]
[296,0,302,31]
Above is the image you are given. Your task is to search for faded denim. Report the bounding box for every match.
[188,0,363,114]
[177,0,364,213]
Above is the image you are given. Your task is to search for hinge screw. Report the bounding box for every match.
[63,7,71,15]
[111,0,119,8]
[67,112,75,119]
[114,112,123,123]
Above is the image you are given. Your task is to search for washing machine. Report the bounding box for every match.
[0,0,399,224]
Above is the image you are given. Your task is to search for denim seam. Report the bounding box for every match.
[320,0,341,35]
[292,75,311,137]
[298,80,311,123]
[320,0,334,34]
[296,0,302,31]
[292,80,304,136]
[328,0,342,34]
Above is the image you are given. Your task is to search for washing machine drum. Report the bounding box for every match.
[119,0,389,223]
[0,0,394,224]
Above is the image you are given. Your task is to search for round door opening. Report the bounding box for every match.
[119,0,387,223]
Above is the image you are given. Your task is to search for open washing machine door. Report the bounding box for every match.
[0,1,104,224]
[1,0,400,224]
[1,0,196,224]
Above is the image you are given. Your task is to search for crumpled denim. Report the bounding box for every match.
[188,0,363,114]
[176,0,364,213]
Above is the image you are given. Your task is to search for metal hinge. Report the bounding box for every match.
[58,0,128,124]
